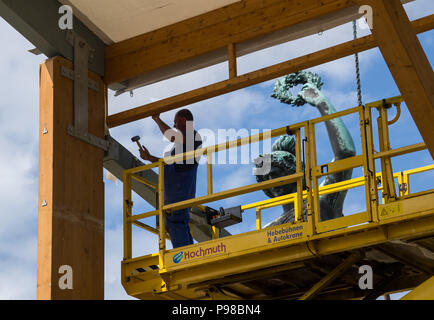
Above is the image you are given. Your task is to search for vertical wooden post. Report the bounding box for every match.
[37,57,105,300]
[228,43,237,79]
[360,0,434,159]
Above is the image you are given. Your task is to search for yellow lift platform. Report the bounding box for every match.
[121,96,434,300]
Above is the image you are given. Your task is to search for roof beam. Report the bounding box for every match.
[110,0,414,96]
[0,0,106,76]
[361,0,434,160]
[106,14,434,128]
[111,4,365,95]
[104,0,359,85]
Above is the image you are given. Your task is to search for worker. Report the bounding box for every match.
[139,109,202,248]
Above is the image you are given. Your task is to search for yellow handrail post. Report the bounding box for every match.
[365,106,379,221]
[398,172,404,197]
[303,123,314,236]
[403,172,410,196]
[360,108,378,222]
[212,226,220,239]
[308,121,320,234]
[123,171,132,260]
[158,160,166,268]
[207,151,213,195]
[256,207,262,230]
[295,128,303,222]
[377,105,397,203]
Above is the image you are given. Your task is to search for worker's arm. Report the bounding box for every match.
[139,145,160,163]
[152,114,182,143]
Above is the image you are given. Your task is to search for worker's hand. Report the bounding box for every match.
[152,114,160,122]
[139,145,151,161]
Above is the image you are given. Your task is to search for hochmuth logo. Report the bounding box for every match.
[172,243,227,264]
[172,251,184,264]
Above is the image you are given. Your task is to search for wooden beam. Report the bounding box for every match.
[107,14,434,128]
[37,57,105,299]
[111,1,415,95]
[104,0,358,84]
[362,0,434,159]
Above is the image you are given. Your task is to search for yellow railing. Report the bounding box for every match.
[246,164,434,231]
[123,95,432,266]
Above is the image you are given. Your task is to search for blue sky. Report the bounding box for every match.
[0,0,433,300]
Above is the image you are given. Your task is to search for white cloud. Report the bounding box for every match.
[0,260,36,300]
[0,17,44,300]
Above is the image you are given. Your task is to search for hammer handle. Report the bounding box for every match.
[135,141,143,151]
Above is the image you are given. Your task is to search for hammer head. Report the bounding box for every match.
[131,136,140,142]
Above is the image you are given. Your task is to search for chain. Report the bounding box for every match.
[353,20,363,107]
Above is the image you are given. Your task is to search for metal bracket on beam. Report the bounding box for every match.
[66,30,107,151]
[28,48,43,55]
[72,32,89,132]
[60,66,99,92]
[67,126,109,151]
[66,30,96,65]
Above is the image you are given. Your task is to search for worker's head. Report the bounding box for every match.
[254,135,304,198]
[174,109,194,132]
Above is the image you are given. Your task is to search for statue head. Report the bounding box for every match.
[255,135,304,198]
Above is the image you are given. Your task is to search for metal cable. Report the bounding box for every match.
[353,20,363,106]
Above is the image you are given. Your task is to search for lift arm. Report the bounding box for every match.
[401,276,434,300]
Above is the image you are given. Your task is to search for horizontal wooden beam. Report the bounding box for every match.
[104,0,359,85]
[107,14,434,128]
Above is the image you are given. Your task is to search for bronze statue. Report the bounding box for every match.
[255,71,356,226]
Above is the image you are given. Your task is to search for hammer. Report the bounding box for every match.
[131,136,143,151]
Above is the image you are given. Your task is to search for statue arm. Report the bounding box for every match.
[299,84,356,169]
[299,84,356,217]
[316,98,356,163]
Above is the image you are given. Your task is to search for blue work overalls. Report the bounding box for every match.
[164,131,201,248]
